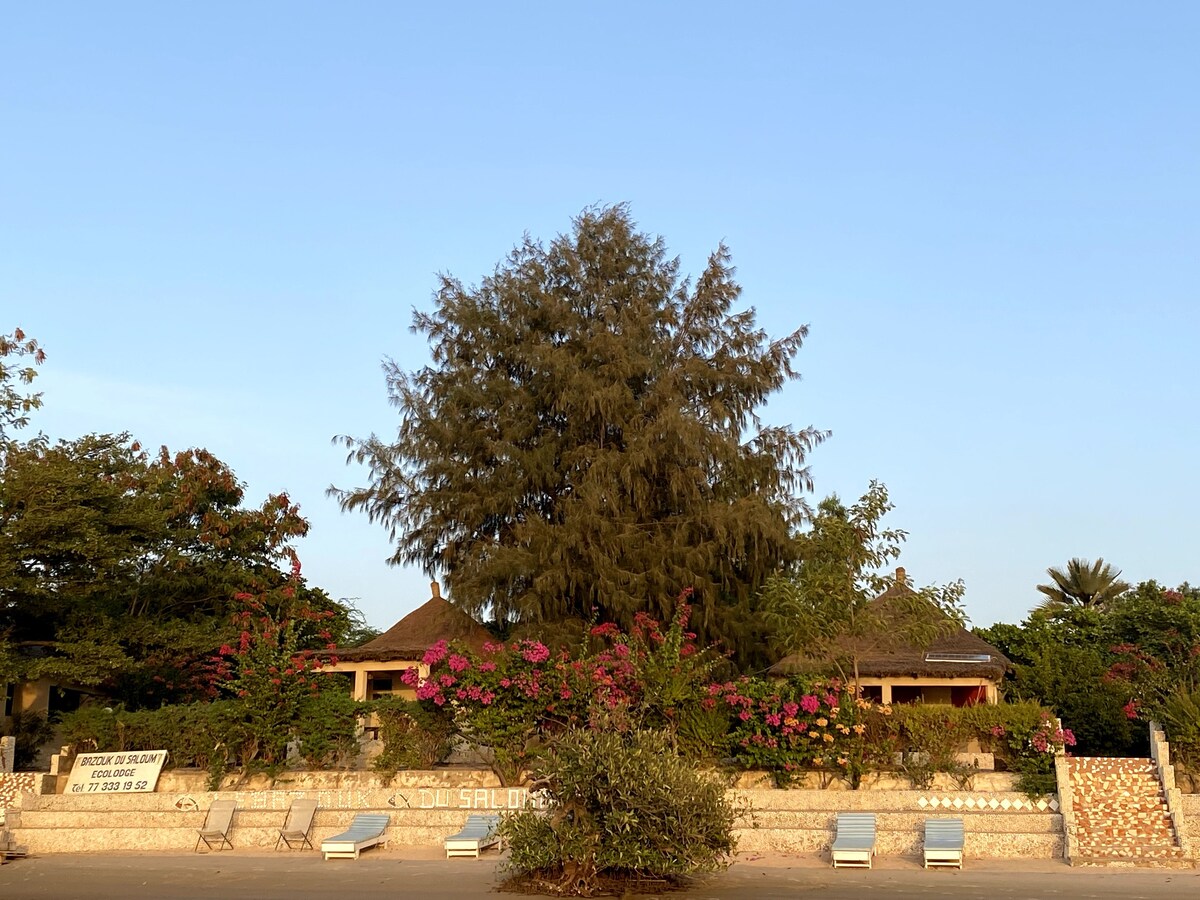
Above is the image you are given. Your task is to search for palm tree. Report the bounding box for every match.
[1035,557,1131,612]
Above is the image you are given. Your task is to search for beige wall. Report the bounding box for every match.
[13,679,52,717]
[321,660,426,702]
[857,675,1000,705]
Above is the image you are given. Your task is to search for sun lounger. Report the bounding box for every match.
[923,817,964,868]
[831,812,876,868]
[195,799,237,852]
[276,798,319,851]
[320,813,390,860]
[444,813,502,858]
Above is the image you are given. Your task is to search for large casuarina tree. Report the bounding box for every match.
[335,206,826,648]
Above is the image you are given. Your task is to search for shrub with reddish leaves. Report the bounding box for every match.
[213,556,350,768]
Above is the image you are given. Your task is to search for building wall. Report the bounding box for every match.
[856,676,1000,705]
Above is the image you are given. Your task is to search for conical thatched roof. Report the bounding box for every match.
[768,567,1010,680]
[333,583,494,662]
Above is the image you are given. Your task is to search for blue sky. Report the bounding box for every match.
[3,3,1196,631]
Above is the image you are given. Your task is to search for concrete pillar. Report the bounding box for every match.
[353,669,368,702]
[0,736,15,773]
[881,683,893,704]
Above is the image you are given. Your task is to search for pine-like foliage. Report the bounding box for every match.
[335,206,826,648]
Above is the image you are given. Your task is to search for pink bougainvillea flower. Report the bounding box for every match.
[422,640,449,666]
[415,681,440,701]
[520,641,551,664]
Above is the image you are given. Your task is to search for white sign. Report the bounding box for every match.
[66,750,168,794]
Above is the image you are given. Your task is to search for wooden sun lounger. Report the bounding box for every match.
[444,814,502,858]
[923,817,964,868]
[320,813,389,860]
[831,813,876,868]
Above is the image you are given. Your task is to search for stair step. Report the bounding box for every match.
[1067,754,1185,863]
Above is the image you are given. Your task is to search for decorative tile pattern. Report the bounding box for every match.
[0,774,38,812]
[1068,756,1189,865]
[912,794,1058,813]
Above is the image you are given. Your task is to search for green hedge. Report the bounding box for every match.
[370,697,455,775]
[59,692,361,778]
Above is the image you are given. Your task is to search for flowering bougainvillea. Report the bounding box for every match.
[214,556,345,766]
[401,596,1071,793]
[1028,712,1076,754]
[405,598,717,783]
[715,675,897,785]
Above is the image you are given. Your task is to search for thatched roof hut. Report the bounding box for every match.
[322,582,493,701]
[334,582,493,663]
[768,567,1009,703]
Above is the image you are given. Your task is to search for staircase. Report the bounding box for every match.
[1068,757,1191,866]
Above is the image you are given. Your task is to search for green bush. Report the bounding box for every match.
[886,701,1069,794]
[500,727,735,896]
[294,690,361,768]
[3,710,55,770]
[59,692,363,775]
[888,705,974,789]
[59,702,242,770]
[371,697,454,775]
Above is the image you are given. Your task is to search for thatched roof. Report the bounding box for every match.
[332,583,494,663]
[768,567,1010,680]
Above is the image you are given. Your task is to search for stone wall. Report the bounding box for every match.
[1175,793,1200,839]
[6,769,1062,859]
[0,774,39,818]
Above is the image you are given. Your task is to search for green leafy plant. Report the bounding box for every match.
[500,726,735,896]
[888,706,974,790]
[408,599,718,784]
[3,710,54,770]
[371,697,454,775]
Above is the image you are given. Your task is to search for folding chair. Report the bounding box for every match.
[195,799,237,852]
[276,798,319,851]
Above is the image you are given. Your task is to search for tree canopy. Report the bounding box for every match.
[335,206,826,652]
[0,433,352,707]
[977,580,1200,757]
[0,327,45,439]
[1034,557,1131,613]
[761,480,964,687]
